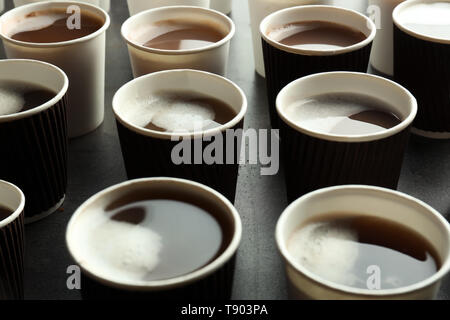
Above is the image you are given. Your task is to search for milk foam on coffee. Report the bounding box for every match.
[8,11,66,36]
[288,222,361,287]
[0,87,25,116]
[397,2,450,40]
[284,93,401,135]
[75,199,223,282]
[124,91,224,132]
[288,216,440,289]
[0,80,56,116]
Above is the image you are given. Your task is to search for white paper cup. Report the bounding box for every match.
[276,185,450,300]
[127,0,210,16]
[248,0,369,77]
[369,0,405,76]
[210,0,232,14]
[121,6,235,77]
[0,1,111,138]
[13,0,110,11]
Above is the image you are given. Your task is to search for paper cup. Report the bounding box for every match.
[369,0,405,77]
[0,59,69,223]
[260,5,376,128]
[127,0,210,16]
[0,180,25,300]
[393,0,450,138]
[276,72,417,202]
[0,1,111,138]
[276,185,450,299]
[121,6,235,77]
[113,69,247,203]
[248,0,319,78]
[66,177,242,300]
[248,0,369,77]
[210,0,232,14]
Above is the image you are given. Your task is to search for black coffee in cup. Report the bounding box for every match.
[141,19,227,50]
[124,90,237,133]
[10,9,104,43]
[0,204,13,222]
[267,21,367,50]
[0,80,56,116]
[288,213,440,289]
[77,192,233,282]
[285,92,402,135]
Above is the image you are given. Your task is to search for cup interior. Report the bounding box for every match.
[112,69,247,139]
[0,1,109,46]
[276,185,450,297]
[66,177,242,291]
[0,59,69,122]
[393,0,450,44]
[276,71,417,142]
[260,5,376,55]
[121,5,235,54]
[0,180,25,228]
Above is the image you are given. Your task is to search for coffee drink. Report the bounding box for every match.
[267,21,367,50]
[10,8,104,43]
[284,93,401,135]
[77,193,231,282]
[124,90,237,132]
[397,2,450,40]
[288,213,440,289]
[0,205,13,222]
[0,80,56,116]
[140,19,226,50]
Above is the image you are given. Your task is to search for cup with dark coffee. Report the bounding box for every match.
[260,5,376,127]
[393,0,450,138]
[0,1,110,138]
[276,71,417,202]
[0,180,25,300]
[276,185,450,299]
[112,69,247,203]
[121,6,235,77]
[66,177,242,300]
[0,59,69,223]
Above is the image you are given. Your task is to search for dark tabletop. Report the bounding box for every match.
[1,0,449,300]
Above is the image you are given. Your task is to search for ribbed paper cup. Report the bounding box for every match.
[0,180,25,300]
[260,5,376,128]
[0,59,69,223]
[276,72,417,203]
[393,0,450,138]
[276,185,450,300]
[121,6,235,77]
[112,69,247,203]
[66,177,242,300]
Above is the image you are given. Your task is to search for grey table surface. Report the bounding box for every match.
[1,0,449,300]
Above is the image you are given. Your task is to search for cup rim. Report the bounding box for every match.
[65,177,242,291]
[276,71,418,143]
[0,180,25,228]
[112,69,248,140]
[276,185,450,298]
[393,0,450,45]
[121,5,235,56]
[259,5,377,56]
[0,59,69,123]
[0,0,111,48]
